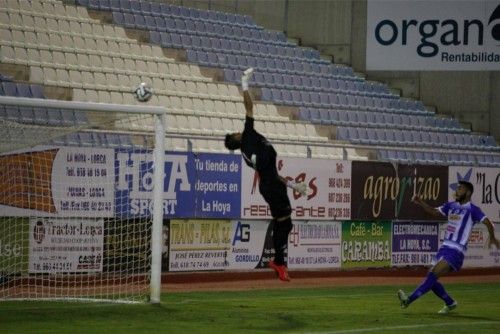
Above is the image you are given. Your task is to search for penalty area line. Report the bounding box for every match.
[299,320,500,334]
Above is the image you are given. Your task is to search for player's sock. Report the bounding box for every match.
[431,281,455,306]
[272,218,293,266]
[407,272,438,304]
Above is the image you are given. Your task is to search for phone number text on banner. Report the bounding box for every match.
[29,218,104,273]
[241,158,351,220]
[169,219,232,271]
[0,147,115,218]
[288,221,342,269]
[392,222,439,266]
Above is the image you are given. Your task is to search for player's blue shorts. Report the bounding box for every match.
[434,246,464,272]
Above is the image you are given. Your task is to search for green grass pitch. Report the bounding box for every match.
[1,283,499,334]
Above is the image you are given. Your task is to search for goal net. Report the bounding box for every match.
[0,96,165,303]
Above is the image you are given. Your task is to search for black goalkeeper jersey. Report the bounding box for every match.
[241,116,291,218]
[241,116,278,181]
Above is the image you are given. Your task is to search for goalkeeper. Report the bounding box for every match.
[224,68,307,282]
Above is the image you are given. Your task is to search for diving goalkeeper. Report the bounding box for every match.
[224,68,307,281]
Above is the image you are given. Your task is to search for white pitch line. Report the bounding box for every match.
[300,321,500,334]
[167,287,491,305]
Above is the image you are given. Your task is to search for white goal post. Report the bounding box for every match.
[0,96,166,304]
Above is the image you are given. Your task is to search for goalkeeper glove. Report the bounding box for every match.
[250,154,257,168]
[241,67,254,91]
[287,181,308,196]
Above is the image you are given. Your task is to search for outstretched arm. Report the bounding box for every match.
[412,195,444,219]
[243,90,253,119]
[241,68,254,119]
[483,218,500,249]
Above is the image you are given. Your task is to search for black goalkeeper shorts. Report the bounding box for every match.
[259,180,292,219]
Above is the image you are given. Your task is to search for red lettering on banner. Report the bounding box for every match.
[295,206,326,218]
[243,206,326,218]
[243,205,272,217]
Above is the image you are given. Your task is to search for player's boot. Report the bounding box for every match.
[268,260,290,282]
[397,289,409,309]
[438,301,457,314]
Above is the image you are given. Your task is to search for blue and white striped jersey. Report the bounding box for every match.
[437,201,487,252]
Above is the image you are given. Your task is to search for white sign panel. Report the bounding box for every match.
[449,166,500,223]
[52,147,115,217]
[0,147,115,217]
[29,218,104,273]
[288,221,342,269]
[367,0,500,70]
[241,158,352,220]
[228,220,269,270]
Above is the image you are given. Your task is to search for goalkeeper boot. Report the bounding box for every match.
[268,260,290,282]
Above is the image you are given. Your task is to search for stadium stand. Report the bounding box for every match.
[0,0,498,165]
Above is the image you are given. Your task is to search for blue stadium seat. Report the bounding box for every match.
[16,83,32,98]
[2,82,18,96]
[298,108,310,121]
[336,127,349,141]
[149,2,161,15]
[300,91,311,104]
[115,0,127,12]
[149,31,161,44]
[318,109,332,124]
[86,0,100,10]
[122,13,135,28]
[281,90,293,105]
[145,15,156,30]
[260,88,272,101]
[170,33,183,48]
[271,88,284,104]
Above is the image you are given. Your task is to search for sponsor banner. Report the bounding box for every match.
[241,158,351,220]
[288,221,342,269]
[115,151,241,218]
[392,222,439,266]
[168,220,344,271]
[103,218,150,273]
[229,220,270,270]
[162,220,170,272]
[351,162,448,220]
[342,221,391,268]
[29,218,104,273]
[0,147,115,217]
[0,219,29,274]
[169,219,232,271]
[439,222,500,268]
[449,166,500,223]
[367,0,500,70]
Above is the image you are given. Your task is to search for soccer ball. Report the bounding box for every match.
[134,82,153,102]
